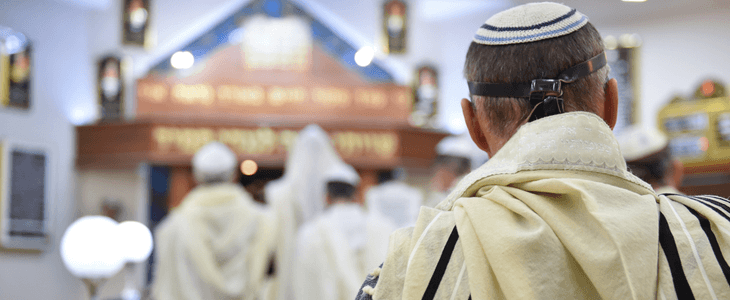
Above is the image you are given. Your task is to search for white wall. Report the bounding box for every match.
[598,7,730,130]
[76,167,149,299]
[0,0,92,299]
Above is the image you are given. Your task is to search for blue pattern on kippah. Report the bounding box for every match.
[481,9,576,32]
[474,15,586,44]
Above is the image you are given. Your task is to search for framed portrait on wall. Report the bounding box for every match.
[411,65,438,127]
[7,44,32,109]
[97,56,124,121]
[1,29,31,110]
[383,0,407,54]
[122,0,151,47]
[0,140,52,251]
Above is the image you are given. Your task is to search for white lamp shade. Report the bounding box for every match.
[117,221,153,263]
[60,216,125,279]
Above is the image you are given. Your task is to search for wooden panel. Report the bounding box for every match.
[137,44,412,124]
[168,166,194,208]
[398,127,449,168]
[76,120,448,170]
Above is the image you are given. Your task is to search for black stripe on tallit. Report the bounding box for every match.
[662,194,730,224]
[422,226,459,300]
[686,207,730,287]
[659,212,695,299]
[696,196,730,218]
[698,194,730,204]
[692,197,730,223]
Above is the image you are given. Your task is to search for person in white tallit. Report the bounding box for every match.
[294,162,396,300]
[425,133,489,208]
[366,169,423,229]
[617,125,685,195]
[264,124,347,300]
[356,3,730,299]
[152,142,274,300]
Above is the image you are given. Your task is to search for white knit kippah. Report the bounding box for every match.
[192,142,237,182]
[474,2,588,45]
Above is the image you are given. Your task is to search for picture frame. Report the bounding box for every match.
[382,0,407,54]
[0,139,53,251]
[122,0,151,48]
[411,65,438,127]
[97,55,124,121]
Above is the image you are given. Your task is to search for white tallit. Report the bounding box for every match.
[264,124,347,300]
[152,183,274,300]
[366,181,423,229]
[294,203,396,300]
[369,112,730,299]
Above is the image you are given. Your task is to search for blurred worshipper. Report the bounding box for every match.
[151,142,274,300]
[617,125,685,194]
[425,133,488,207]
[365,168,423,228]
[294,163,396,300]
[263,124,347,300]
[356,3,730,299]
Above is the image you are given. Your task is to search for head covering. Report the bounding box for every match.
[616,125,669,162]
[437,133,489,170]
[265,124,346,222]
[324,163,360,186]
[192,142,237,183]
[473,2,589,45]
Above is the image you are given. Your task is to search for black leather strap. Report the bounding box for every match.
[467,52,607,97]
[557,52,607,83]
[467,81,531,98]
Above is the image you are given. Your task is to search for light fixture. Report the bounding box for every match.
[241,159,258,176]
[354,46,375,67]
[117,221,153,263]
[61,216,125,299]
[61,216,155,300]
[170,51,194,69]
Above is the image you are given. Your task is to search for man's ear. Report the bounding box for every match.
[603,78,619,129]
[461,98,490,153]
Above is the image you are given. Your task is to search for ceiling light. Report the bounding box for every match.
[170,51,194,69]
[354,46,374,67]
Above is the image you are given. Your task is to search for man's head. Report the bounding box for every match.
[192,142,238,184]
[617,126,684,190]
[430,133,483,192]
[324,163,361,204]
[461,2,618,156]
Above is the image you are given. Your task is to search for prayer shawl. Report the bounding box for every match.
[366,181,423,229]
[295,203,396,300]
[152,183,274,300]
[264,124,346,300]
[359,112,730,300]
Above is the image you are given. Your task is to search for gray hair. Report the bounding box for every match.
[463,23,609,139]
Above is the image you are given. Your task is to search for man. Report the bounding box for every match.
[425,133,488,207]
[617,125,684,194]
[357,3,730,299]
[152,142,273,300]
[264,124,348,300]
[366,168,423,229]
[295,163,396,300]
